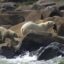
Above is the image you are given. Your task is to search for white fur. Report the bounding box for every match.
[20,21,55,38]
[7,29,17,37]
[0,27,7,41]
[0,26,18,42]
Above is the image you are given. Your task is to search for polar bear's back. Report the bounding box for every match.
[0,27,7,35]
[20,21,40,37]
[0,27,7,31]
[21,21,39,31]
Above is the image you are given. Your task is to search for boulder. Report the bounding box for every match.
[14,33,60,52]
[0,2,17,11]
[0,14,25,26]
[15,33,64,60]
[0,32,64,60]
[57,23,64,36]
[38,42,64,60]
[0,46,15,58]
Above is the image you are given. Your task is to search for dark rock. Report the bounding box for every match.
[9,15,25,25]
[41,6,62,18]
[15,33,64,60]
[18,33,54,51]
[0,33,64,59]
[1,25,12,29]
[0,14,25,26]
[38,42,64,60]
[15,33,54,55]
[57,23,64,36]
[32,1,56,10]
[32,1,64,18]
[0,3,25,25]
[0,2,17,11]
[60,10,64,16]
[0,46,15,58]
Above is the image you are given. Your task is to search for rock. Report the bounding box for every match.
[25,10,41,21]
[38,42,64,60]
[15,33,53,54]
[57,23,64,36]
[14,33,54,55]
[8,15,25,25]
[0,2,17,11]
[15,33,64,60]
[0,32,64,59]
[1,25,12,29]
[32,2,56,10]
[0,13,25,26]
[0,37,20,58]
[0,46,15,58]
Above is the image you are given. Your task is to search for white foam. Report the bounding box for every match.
[0,52,63,64]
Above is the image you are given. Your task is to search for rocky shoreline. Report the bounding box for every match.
[0,0,64,61]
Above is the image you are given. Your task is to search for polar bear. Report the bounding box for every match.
[0,26,18,44]
[13,21,57,51]
[0,27,8,42]
[20,21,56,39]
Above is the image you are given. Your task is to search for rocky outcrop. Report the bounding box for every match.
[15,33,64,60]
[0,46,15,58]
[57,23,64,36]
[16,33,64,52]
[25,10,41,21]
[0,33,64,60]
[0,14,25,26]
[38,42,64,60]
[0,2,16,11]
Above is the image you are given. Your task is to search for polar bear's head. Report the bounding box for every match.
[47,21,55,26]
[7,29,18,38]
[47,21,57,32]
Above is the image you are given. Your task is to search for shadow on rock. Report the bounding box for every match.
[0,46,15,58]
[38,42,64,60]
[0,32,64,60]
[57,23,64,36]
[15,33,64,60]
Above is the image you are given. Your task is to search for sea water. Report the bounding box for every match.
[0,51,63,64]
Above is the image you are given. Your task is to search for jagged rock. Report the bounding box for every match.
[1,25,12,28]
[15,33,63,53]
[14,33,64,60]
[0,2,17,11]
[57,23,64,36]
[38,42,64,60]
[0,33,64,60]
[0,14,25,25]
[25,10,41,21]
[0,46,15,58]
[32,2,56,10]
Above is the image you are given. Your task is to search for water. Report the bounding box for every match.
[0,52,64,64]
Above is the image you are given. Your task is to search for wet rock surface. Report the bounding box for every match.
[57,23,64,36]
[0,0,64,60]
[14,33,64,60]
[38,42,64,60]
[0,32,64,60]
[0,46,15,58]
